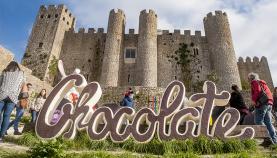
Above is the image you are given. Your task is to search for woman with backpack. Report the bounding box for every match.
[0,61,25,141]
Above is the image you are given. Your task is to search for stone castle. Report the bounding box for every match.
[21,4,274,91]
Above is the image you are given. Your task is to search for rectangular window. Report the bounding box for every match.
[125,48,136,59]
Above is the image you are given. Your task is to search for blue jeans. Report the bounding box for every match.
[255,104,277,144]
[8,106,24,132]
[31,110,38,123]
[0,98,16,137]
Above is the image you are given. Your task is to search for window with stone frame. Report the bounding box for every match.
[124,48,136,64]
[125,48,136,59]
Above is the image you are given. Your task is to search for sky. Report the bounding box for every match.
[0,0,277,85]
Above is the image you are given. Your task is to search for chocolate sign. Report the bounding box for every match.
[35,74,255,142]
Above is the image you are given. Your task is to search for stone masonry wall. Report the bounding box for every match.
[238,56,274,89]
[204,11,242,91]
[100,9,125,87]
[136,10,158,87]
[22,5,75,84]
[157,30,211,88]
[59,28,106,83]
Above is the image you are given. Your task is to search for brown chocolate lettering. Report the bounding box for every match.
[36,75,255,142]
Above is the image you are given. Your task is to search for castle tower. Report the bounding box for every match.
[100,9,125,87]
[22,5,75,83]
[204,11,241,90]
[136,9,158,87]
[260,56,274,89]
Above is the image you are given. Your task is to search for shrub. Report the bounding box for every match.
[18,132,40,146]
[242,139,257,151]
[193,136,212,154]
[132,138,165,155]
[223,139,244,153]
[231,151,251,158]
[122,138,135,151]
[28,140,66,158]
[210,139,224,154]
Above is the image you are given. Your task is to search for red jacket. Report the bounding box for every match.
[251,80,273,105]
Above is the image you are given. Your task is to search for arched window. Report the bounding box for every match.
[193,48,199,56]
[40,15,44,19]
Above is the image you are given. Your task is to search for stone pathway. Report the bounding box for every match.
[0,142,28,152]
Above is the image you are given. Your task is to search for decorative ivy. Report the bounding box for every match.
[167,43,201,91]
[48,56,58,80]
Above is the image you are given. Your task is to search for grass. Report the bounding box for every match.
[3,132,259,156]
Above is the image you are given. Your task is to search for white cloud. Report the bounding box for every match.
[62,0,277,86]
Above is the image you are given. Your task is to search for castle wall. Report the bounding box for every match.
[157,30,211,88]
[59,28,106,82]
[238,56,274,89]
[118,30,138,86]
[23,5,274,91]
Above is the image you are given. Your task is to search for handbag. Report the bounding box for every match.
[19,99,29,109]
[256,81,269,107]
[18,83,29,109]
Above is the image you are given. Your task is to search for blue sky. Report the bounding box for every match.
[0,0,60,61]
[1,0,277,85]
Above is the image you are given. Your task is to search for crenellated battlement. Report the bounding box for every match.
[158,29,204,37]
[238,56,269,65]
[203,10,227,21]
[39,4,74,20]
[237,56,273,89]
[140,9,157,17]
[110,9,125,17]
[67,28,105,34]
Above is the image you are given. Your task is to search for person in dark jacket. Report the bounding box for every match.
[122,91,134,108]
[229,84,249,125]
[248,72,277,144]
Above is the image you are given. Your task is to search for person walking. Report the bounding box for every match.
[229,84,249,125]
[7,83,32,135]
[248,72,277,144]
[0,61,25,141]
[30,89,46,123]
